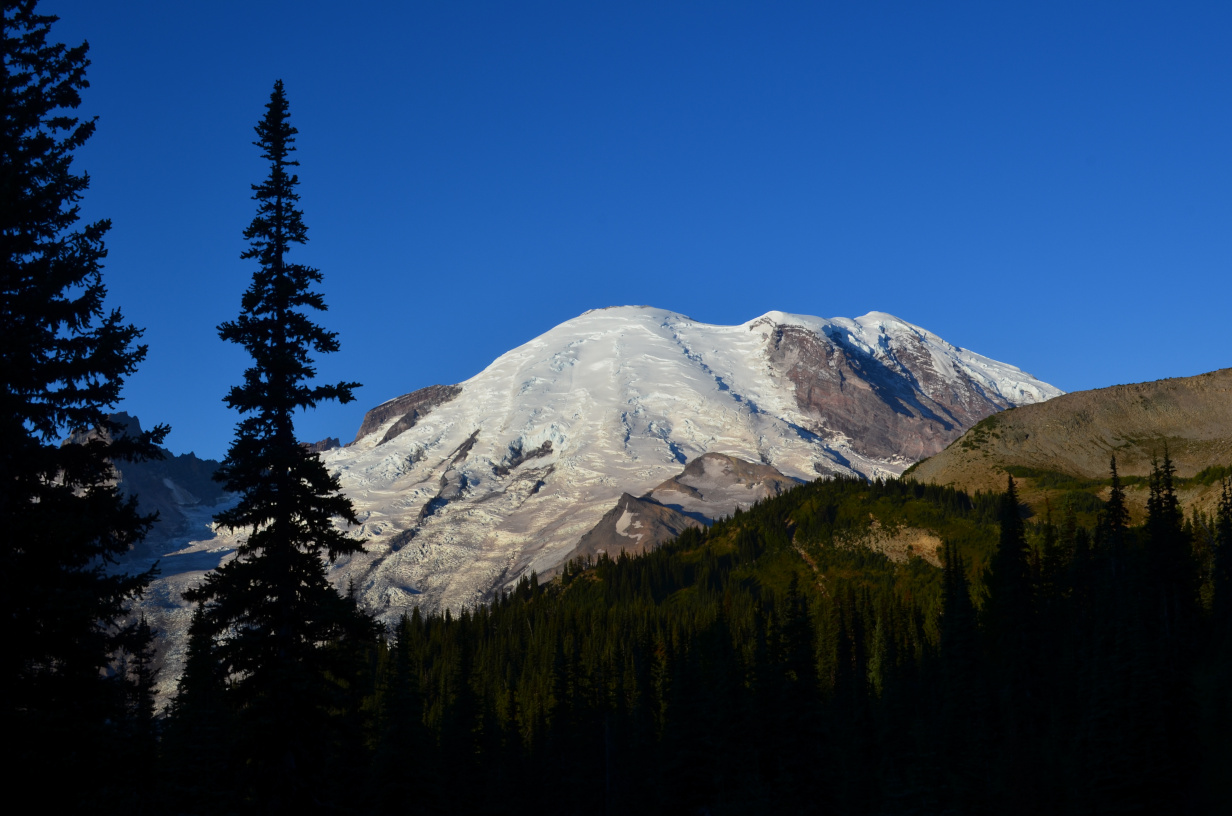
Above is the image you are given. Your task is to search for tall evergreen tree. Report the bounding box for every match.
[1139,453,1199,807]
[1203,478,1232,810]
[1213,479,1232,640]
[162,608,236,812]
[1145,450,1197,646]
[938,539,988,812]
[984,474,1040,812]
[986,475,1033,634]
[1,0,165,802]
[1101,456,1131,558]
[181,80,375,809]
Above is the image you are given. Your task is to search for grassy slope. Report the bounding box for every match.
[906,368,1232,522]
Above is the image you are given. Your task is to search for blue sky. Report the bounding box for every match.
[45,1,1232,460]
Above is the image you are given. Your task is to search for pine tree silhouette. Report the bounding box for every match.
[1,1,165,803]
[181,80,375,809]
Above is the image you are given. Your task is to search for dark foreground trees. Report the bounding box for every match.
[347,462,1225,815]
[1,0,165,803]
[170,80,375,810]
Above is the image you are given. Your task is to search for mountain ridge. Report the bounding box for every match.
[908,367,1232,518]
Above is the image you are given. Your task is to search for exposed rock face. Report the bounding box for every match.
[352,384,462,444]
[649,452,801,521]
[765,321,1015,464]
[840,516,943,567]
[493,440,553,477]
[303,437,341,453]
[574,453,801,562]
[909,368,1232,514]
[573,493,703,561]
[63,410,146,447]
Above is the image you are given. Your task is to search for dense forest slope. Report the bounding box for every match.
[161,459,1232,813]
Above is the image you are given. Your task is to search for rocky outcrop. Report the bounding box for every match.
[303,437,341,453]
[837,516,943,567]
[418,430,481,522]
[573,493,703,561]
[352,384,462,444]
[765,323,1012,463]
[493,440,553,476]
[572,453,802,562]
[649,452,801,521]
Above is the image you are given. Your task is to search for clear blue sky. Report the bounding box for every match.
[45,1,1232,460]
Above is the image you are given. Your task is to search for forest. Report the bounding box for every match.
[4,2,1231,813]
[160,464,1232,815]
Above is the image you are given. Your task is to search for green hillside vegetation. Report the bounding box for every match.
[351,475,1009,814]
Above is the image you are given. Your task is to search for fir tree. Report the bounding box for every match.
[1140,453,1199,807]
[369,614,427,814]
[986,474,1033,636]
[1145,450,1197,646]
[1,0,165,802]
[1213,479,1232,640]
[938,539,988,811]
[181,80,375,809]
[1102,456,1131,558]
[1203,478,1232,810]
[984,474,1040,812]
[162,608,236,813]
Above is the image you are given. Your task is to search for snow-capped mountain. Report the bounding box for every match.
[137,306,1059,697]
[320,306,1058,613]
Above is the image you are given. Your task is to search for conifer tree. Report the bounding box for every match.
[162,608,235,812]
[1102,456,1131,557]
[1204,478,1232,809]
[181,80,375,808]
[938,540,988,810]
[1,0,165,801]
[1145,450,1197,646]
[984,474,1041,811]
[1213,479,1232,639]
[369,613,427,813]
[986,475,1033,629]
[1139,453,1199,805]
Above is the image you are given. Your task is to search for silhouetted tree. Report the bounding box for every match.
[181,80,375,810]
[1213,479,1232,641]
[1145,450,1198,648]
[162,608,235,812]
[938,539,988,811]
[1,0,165,804]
